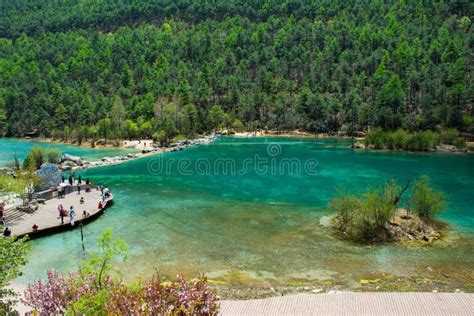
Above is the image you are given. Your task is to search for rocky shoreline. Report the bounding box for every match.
[57,133,221,171]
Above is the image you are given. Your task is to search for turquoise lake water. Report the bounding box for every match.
[0,138,135,165]
[13,138,474,287]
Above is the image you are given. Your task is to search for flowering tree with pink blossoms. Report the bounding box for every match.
[22,230,220,315]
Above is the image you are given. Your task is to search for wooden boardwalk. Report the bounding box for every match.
[220,292,474,315]
[5,188,112,238]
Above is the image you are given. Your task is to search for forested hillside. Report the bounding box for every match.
[0,0,472,141]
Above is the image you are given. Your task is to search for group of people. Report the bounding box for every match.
[57,204,73,225]
[57,205,91,226]
[1,175,110,236]
[55,179,108,227]
[57,173,91,199]
[98,185,111,202]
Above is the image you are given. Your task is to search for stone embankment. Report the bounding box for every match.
[59,133,220,170]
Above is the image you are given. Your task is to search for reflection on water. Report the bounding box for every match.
[14,138,474,288]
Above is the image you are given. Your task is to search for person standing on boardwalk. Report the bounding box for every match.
[69,206,75,226]
[58,204,64,224]
[77,183,81,195]
[68,175,73,186]
[78,175,82,184]
[57,184,62,198]
[58,204,66,224]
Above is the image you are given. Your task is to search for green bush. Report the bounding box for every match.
[385,133,395,149]
[172,134,187,142]
[46,149,61,164]
[363,128,469,152]
[406,131,437,151]
[439,128,459,145]
[391,129,411,149]
[365,128,387,149]
[231,119,245,132]
[411,175,445,222]
[0,235,30,314]
[23,147,62,169]
[23,146,45,170]
[329,191,360,230]
[420,130,438,150]
[330,180,399,242]
[453,137,466,149]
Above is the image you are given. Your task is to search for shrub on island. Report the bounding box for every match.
[330,180,400,242]
[329,176,446,243]
[411,175,445,223]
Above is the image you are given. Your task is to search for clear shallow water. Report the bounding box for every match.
[0,138,135,165]
[15,138,474,287]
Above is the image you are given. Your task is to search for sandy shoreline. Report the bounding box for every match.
[232,130,357,140]
[22,137,157,151]
[16,131,474,155]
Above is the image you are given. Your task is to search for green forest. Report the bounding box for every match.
[0,0,472,142]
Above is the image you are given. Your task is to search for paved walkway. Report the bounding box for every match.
[220,292,473,315]
[7,188,106,237]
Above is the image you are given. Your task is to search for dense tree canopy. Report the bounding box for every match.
[0,0,472,140]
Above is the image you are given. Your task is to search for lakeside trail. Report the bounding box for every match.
[9,286,472,315]
[220,292,473,315]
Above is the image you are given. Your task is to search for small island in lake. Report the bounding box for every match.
[329,175,446,243]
